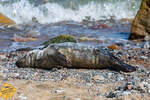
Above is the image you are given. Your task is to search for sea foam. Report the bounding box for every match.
[0,0,141,24]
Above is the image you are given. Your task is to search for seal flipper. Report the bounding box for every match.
[109,55,137,72]
[110,62,137,72]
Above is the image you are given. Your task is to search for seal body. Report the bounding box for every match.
[16,43,136,72]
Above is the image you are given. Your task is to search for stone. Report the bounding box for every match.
[140,56,148,60]
[93,75,105,81]
[148,89,150,94]
[42,35,77,47]
[93,23,112,29]
[120,18,133,23]
[108,44,119,50]
[55,89,65,94]
[116,75,124,81]
[79,37,102,43]
[107,92,117,98]
[0,13,15,26]
[129,0,150,40]
[19,94,27,100]
[11,37,38,42]
[142,42,150,49]
[76,98,81,100]
[125,82,133,90]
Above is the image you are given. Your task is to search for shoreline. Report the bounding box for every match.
[0,41,149,100]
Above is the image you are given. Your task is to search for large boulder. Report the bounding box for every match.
[0,13,15,26]
[129,0,150,40]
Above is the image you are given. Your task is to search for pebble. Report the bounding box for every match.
[14,73,20,77]
[125,82,133,90]
[140,56,148,60]
[55,89,65,94]
[3,69,9,73]
[108,44,119,50]
[106,72,113,78]
[76,98,81,100]
[148,90,150,94]
[142,42,150,49]
[87,23,94,27]
[116,75,124,81]
[107,92,117,98]
[19,94,27,100]
[93,75,105,81]
[122,91,131,96]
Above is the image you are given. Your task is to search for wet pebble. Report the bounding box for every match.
[116,74,124,81]
[140,56,148,60]
[19,94,27,100]
[76,98,81,100]
[141,42,150,49]
[55,89,65,94]
[125,82,133,90]
[93,75,105,81]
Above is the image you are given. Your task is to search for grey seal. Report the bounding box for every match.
[16,43,136,72]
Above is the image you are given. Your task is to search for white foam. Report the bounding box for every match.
[0,0,141,24]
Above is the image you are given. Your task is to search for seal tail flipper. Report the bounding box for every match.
[107,53,136,72]
[109,55,137,72]
[110,62,137,72]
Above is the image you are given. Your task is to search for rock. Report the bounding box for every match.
[19,94,27,100]
[116,75,124,81]
[141,42,150,49]
[93,75,105,81]
[32,16,38,23]
[129,0,150,40]
[16,42,136,72]
[93,23,112,29]
[108,44,119,50]
[106,72,113,78]
[0,13,15,26]
[140,56,148,60]
[55,89,65,94]
[16,47,33,51]
[120,18,133,23]
[79,37,102,43]
[42,35,77,47]
[11,32,39,42]
[125,82,133,90]
[14,73,20,77]
[148,89,150,94]
[3,69,9,73]
[11,37,38,42]
[76,98,81,100]
[107,92,117,98]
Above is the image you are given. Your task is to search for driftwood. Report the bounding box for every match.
[16,43,136,72]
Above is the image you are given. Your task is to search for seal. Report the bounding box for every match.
[16,42,136,72]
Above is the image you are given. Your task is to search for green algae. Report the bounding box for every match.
[43,35,77,47]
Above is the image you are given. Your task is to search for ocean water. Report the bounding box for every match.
[0,0,142,52]
[0,0,141,24]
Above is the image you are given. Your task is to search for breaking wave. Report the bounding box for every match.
[0,0,141,24]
